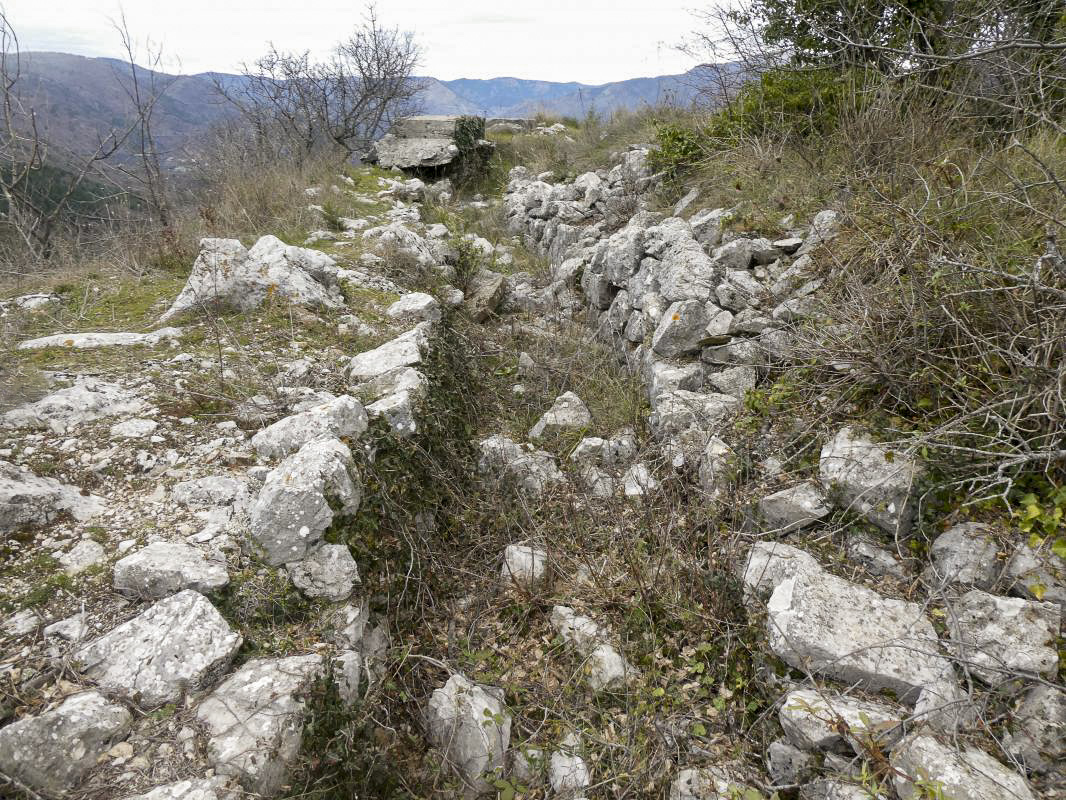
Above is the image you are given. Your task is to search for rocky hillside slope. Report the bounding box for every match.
[0,140,1062,800]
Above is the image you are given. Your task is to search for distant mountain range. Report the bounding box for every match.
[16,52,726,166]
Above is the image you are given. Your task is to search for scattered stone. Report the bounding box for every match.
[550,605,639,690]
[846,535,907,579]
[0,691,132,797]
[650,390,740,440]
[110,418,159,439]
[464,269,507,322]
[76,590,242,708]
[249,438,361,566]
[122,777,237,800]
[159,236,341,322]
[333,650,363,706]
[741,540,823,600]
[288,543,359,602]
[18,328,183,351]
[172,475,248,510]
[891,734,1035,800]
[43,612,89,642]
[3,608,40,636]
[819,427,919,535]
[924,523,1000,590]
[197,654,324,797]
[779,688,904,753]
[251,395,368,460]
[425,673,511,795]
[1,460,103,535]
[767,739,814,786]
[500,544,549,590]
[58,539,105,574]
[529,392,592,441]
[386,292,441,324]
[3,377,147,433]
[670,767,751,800]
[945,589,1060,683]
[622,462,659,499]
[799,780,873,800]
[113,542,229,599]
[478,435,566,496]
[697,436,735,498]
[348,324,431,382]
[767,570,954,702]
[549,734,591,796]
[1003,684,1065,773]
[757,481,831,534]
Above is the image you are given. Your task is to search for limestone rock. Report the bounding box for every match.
[1005,542,1066,606]
[945,589,1059,683]
[622,462,659,499]
[367,389,419,437]
[757,481,831,534]
[924,523,1000,590]
[478,435,566,496]
[500,544,549,590]
[197,654,324,797]
[550,605,639,691]
[18,328,183,351]
[670,767,751,800]
[819,427,919,535]
[0,691,132,796]
[386,292,441,324]
[529,391,592,440]
[111,418,159,439]
[76,590,241,709]
[425,673,511,795]
[705,365,757,400]
[649,390,740,440]
[0,460,103,535]
[348,323,431,382]
[248,438,361,566]
[172,476,249,510]
[741,541,824,601]
[697,436,735,498]
[288,543,359,602]
[779,688,904,753]
[113,542,229,599]
[1003,685,1065,773]
[767,571,953,702]
[891,734,1035,800]
[160,236,342,322]
[251,395,368,460]
[58,539,105,574]
[766,739,814,786]
[549,735,591,796]
[464,269,507,322]
[651,300,711,358]
[122,777,237,800]
[3,377,148,433]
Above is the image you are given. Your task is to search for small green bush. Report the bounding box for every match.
[648,122,706,180]
[708,68,852,140]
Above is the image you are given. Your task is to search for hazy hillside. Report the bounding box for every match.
[15,52,720,165]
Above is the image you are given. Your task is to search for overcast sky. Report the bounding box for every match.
[4,1,706,84]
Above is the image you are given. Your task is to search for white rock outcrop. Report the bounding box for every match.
[18,328,184,350]
[288,543,360,602]
[3,377,147,433]
[251,395,368,460]
[75,590,242,708]
[891,733,1035,800]
[113,541,229,599]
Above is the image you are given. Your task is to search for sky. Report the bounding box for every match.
[3,1,706,84]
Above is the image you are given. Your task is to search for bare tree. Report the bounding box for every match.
[0,12,135,263]
[216,4,422,163]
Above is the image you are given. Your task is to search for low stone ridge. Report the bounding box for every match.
[18,327,184,350]
[196,654,324,797]
[425,673,511,795]
[113,541,229,599]
[75,589,242,708]
[0,691,132,796]
[2,376,148,433]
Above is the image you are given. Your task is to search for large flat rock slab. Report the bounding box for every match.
[18,328,183,350]
[196,654,323,798]
[112,541,230,599]
[767,570,954,703]
[2,377,148,433]
[0,691,131,796]
[75,589,241,708]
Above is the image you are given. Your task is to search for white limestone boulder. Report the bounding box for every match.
[670,767,751,800]
[425,673,511,795]
[386,292,441,324]
[478,435,566,497]
[500,544,549,590]
[1002,684,1066,774]
[924,522,1000,590]
[767,571,954,702]
[651,300,711,358]
[2,377,148,433]
[757,481,831,534]
[779,688,904,753]
[347,323,431,382]
[819,427,919,535]
[0,460,104,535]
[122,777,238,800]
[529,391,592,440]
[945,589,1060,683]
[248,438,361,566]
[288,543,359,602]
[75,590,241,709]
[649,390,740,440]
[196,654,324,797]
[891,734,1035,800]
[0,691,131,796]
[741,541,824,601]
[113,541,229,599]
[251,395,368,460]
[550,605,639,691]
[159,236,342,322]
[18,328,183,350]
